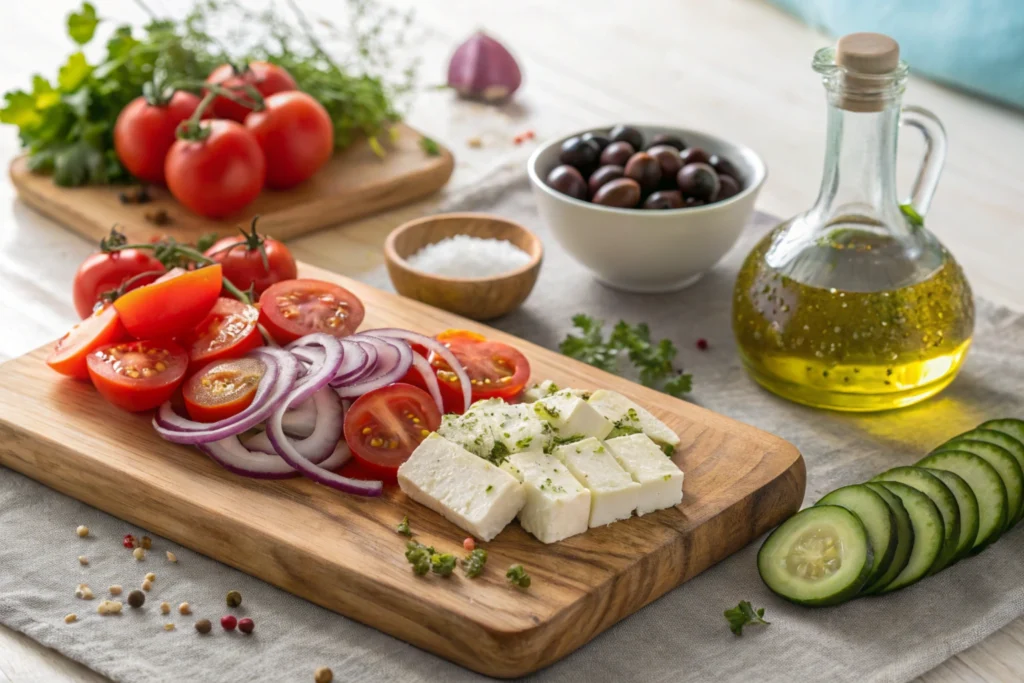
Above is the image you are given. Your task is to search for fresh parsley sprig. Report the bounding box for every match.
[724,600,770,636]
[559,315,693,397]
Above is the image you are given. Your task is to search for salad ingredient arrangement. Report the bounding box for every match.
[758,418,1024,606]
[447,31,522,103]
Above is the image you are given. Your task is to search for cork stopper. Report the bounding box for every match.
[834,33,900,112]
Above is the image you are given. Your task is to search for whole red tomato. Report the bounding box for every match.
[205,62,297,123]
[113,92,202,185]
[244,91,334,189]
[204,224,297,295]
[165,120,266,219]
[72,250,166,319]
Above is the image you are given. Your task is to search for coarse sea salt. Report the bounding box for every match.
[406,234,531,278]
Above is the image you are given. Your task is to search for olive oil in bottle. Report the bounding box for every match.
[732,34,974,411]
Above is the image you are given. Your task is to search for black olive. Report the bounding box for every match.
[558,136,600,173]
[592,177,641,208]
[600,141,635,167]
[609,125,644,151]
[676,162,720,201]
[708,154,739,180]
[716,174,741,201]
[679,147,710,166]
[581,132,611,152]
[624,152,662,194]
[684,196,706,207]
[588,164,625,197]
[647,133,686,151]
[643,190,684,210]
[546,165,588,200]
[646,145,683,178]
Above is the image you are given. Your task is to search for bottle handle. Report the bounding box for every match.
[899,105,947,218]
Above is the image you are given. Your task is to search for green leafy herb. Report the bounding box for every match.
[489,441,510,465]
[900,203,924,228]
[661,443,675,457]
[551,434,584,448]
[607,424,643,439]
[419,136,440,156]
[462,548,488,578]
[194,231,219,253]
[67,2,100,45]
[506,564,531,588]
[485,484,493,493]
[430,552,457,577]
[405,541,433,576]
[396,515,412,537]
[514,436,533,450]
[560,315,692,397]
[724,600,769,636]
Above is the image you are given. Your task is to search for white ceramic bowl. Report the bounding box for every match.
[527,125,767,293]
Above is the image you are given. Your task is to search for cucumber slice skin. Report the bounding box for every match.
[954,428,1024,525]
[874,482,944,593]
[757,505,874,607]
[862,483,914,595]
[979,419,1024,451]
[937,438,1023,533]
[871,467,960,573]
[917,450,1007,551]
[923,468,980,562]
[816,485,897,590]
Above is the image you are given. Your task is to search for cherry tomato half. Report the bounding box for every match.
[113,91,202,185]
[343,383,441,478]
[184,297,262,371]
[47,305,127,379]
[244,91,334,189]
[204,234,297,296]
[258,279,365,344]
[183,356,265,422]
[73,249,166,319]
[113,265,222,340]
[432,330,531,413]
[86,339,188,412]
[205,61,298,123]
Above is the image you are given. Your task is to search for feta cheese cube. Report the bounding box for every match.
[605,434,684,515]
[534,393,613,441]
[553,437,640,527]
[502,451,590,543]
[437,410,496,461]
[480,400,552,455]
[522,380,591,403]
[397,434,525,541]
[587,389,680,447]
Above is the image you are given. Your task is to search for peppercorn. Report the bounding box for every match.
[127,590,145,608]
[226,590,242,608]
[76,525,89,538]
[314,667,334,683]
[696,338,709,350]
[64,613,78,624]
[133,547,146,561]
[141,536,152,550]
[195,619,212,634]
[221,615,237,631]
[142,580,153,592]
[78,555,89,566]
[123,534,136,549]
[463,537,476,551]
[145,572,156,582]
[238,617,254,634]
[178,602,191,615]
[160,601,171,615]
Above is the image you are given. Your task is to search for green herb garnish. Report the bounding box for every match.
[607,424,643,439]
[551,434,584,448]
[900,203,924,228]
[559,315,692,397]
[396,515,412,537]
[724,600,769,635]
[430,552,457,577]
[506,564,531,589]
[515,436,533,450]
[462,548,488,578]
[485,485,493,493]
[405,541,433,576]
[489,441,510,465]
[419,136,440,156]
[661,443,675,457]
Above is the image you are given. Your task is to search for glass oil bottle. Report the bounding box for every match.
[732,33,974,411]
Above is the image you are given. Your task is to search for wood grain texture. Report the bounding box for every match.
[384,212,543,320]
[7,123,454,244]
[0,261,804,678]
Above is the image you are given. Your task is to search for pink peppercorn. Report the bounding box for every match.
[122,534,136,548]
[238,617,254,634]
[221,615,237,631]
[463,537,476,551]
[696,338,709,350]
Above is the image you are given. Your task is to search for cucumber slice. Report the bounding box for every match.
[874,482,943,593]
[937,438,1023,533]
[871,467,960,573]
[955,428,1024,524]
[916,450,1006,550]
[757,505,873,606]
[923,468,980,562]
[817,485,897,589]
[979,418,1024,450]
[861,483,914,594]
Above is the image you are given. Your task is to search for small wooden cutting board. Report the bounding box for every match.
[0,262,804,677]
[8,123,453,244]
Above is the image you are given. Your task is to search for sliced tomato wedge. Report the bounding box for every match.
[183,357,265,422]
[86,339,188,412]
[185,297,262,370]
[47,305,127,379]
[258,279,365,344]
[432,330,531,413]
[342,383,441,478]
[113,264,222,340]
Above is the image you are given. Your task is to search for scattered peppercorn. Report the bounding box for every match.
[142,580,153,592]
[462,548,488,578]
[144,208,172,226]
[696,338,709,350]
[109,585,123,596]
[123,534,136,549]
[76,525,89,538]
[133,547,146,561]
[145,572,156,583]
[141,536,153,550]
[195,618,212,634]
[506,564,531,588]
[160,601,171,615]
[395,516,412,537]
[64,613,77,624]
[127,590,146,608]
[514,134,524,145]
[238,617,255,634]
[221,615,238,631]
[226,590,242,608]
[178,602,192,615]
[166,551,177,563]
[463,537,475,551]
[314,667,334,683]
[78,555,89,566]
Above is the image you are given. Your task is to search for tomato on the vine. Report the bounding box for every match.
[205,62,297,123]
[47,305,126,379]
[244,91,334,189]
[342,383,442,478]
[72,249,166,319]
[183,357,265,422]
[203,223,297,296]
[113,265,222,340]
[114,91,202,185]
[86,339,188,412]
[165,120,265,219]
[258,279,365,344]
[431,330,531,413]
[184,297,262,370]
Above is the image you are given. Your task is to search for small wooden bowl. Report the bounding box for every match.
[384,213,543,321]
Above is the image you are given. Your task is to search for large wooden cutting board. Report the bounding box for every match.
[8,123,453,244]
[0,262,804,678]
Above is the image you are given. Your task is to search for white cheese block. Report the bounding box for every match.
[522,380,590,403]
[397,434,525,541]
[502,451,591,543]
[437,409,497,461]
[534,393,613,440]
[587,389,680,447]
[472,399,552,455]
[605,434,684,515]
[553,437,640,527]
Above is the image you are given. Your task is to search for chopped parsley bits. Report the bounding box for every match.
[485,485,494,493]
[405,542,433,576]
[515,437,533,450]
[489,441,510,464]
[506,564,531,588]
[396,516,412,537]
[430,552,457,577]
[462,548,488,578]
[661,443,675,457]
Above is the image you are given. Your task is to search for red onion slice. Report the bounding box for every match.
[287,334,345,405]
[198,436,299,479]
[329,339,370,386]
[317,441,352,471]
[281,398,317,437]
[241,388,343,462]
[369,328,472,411]
[333,335,412,398]
[410,353,444,414]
